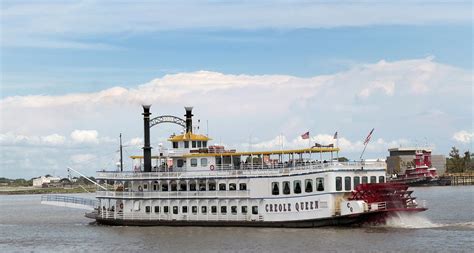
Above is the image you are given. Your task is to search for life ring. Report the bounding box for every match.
[138,185,143,192]
[119,203,124,209]
[210,165,215,171]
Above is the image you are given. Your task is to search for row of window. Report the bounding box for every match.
[271,178,325,195]
[177,158,208,168]
[144,205,259,215]
[335,176,385,191]
[142,182,247,192]
[172,141,208,149]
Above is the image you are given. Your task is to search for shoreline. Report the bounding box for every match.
[0,186,96,195]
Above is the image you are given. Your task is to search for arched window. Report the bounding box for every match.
[283,181,290,195]
[272,182,279,195]
[354,176,360,188]
[229,183,236,191]
[316,177,325,191]
[219,183,226,191]
[208,180,216,191]
[362,176,368,184]
[170,180,177,191]
[179,181,187,191]
[293,180,302,194]
[370,176,377,183]
[189,181,197,191]
[335,177,342,191]
[305,179,313,193]
[379,176,385,183]
[344,176,351,191]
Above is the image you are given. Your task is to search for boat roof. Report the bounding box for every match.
[168,132,212,142]
[130,147,339,159]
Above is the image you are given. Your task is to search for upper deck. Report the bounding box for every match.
[97,161,386,180]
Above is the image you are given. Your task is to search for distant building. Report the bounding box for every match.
[32,176,61,188]
[386,147,446,175]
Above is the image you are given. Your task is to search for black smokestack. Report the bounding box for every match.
[142,105,152,172]
[185,107,193,133]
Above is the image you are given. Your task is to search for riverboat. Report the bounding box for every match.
[85,106,427,227]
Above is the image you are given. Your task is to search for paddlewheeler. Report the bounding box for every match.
[81,105,426,227]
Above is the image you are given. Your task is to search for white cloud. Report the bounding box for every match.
[0,58,471,177]
[453,130,473,144]
[70,130,99,144]
[70,154,97,164]
[41,134,66,145]
[128,137,143,147]
[1,1,472,49]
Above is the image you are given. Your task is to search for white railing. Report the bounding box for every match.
[96,162,385,180]
[96,190,250,198]
[99,210,252,221]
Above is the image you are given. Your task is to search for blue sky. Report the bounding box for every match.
[0,0,472,178]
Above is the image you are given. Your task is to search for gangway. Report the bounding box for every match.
[41,195,98,210]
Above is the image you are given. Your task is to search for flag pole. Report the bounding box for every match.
[360,142,368,161]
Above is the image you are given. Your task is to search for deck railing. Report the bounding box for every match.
[96,190,250,199]
[41,195,99,209]
[96,162,385,180]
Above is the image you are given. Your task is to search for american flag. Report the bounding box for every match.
[364,128,375,145]
[301,131,310,140]
[333,131,338,139]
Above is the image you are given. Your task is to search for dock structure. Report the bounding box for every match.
[447,173,474,186]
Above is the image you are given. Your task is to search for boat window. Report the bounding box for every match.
[192,141,197,148]
[370,176,377,183]
[201,158,208,167]
[164,206,169,213]
[179,181,187,191]
[316,178,325,191]
[305,179,313,193]
[203,141,207,148]
[173,206,178,214]
[293,180,302,194]
[272,182,280,195]
[177,159,184,168]
[208,181,216,191]
[335,177,342,191]
[184,141,189,148]
[201,206,207,214]
[189,181,197,191]
[231,206,237,214]
[154,206,160,213]
[221,206,227,214]
[199,180,206,191]
[241,206,248,214]
[191,159,198,167]
[362,176,368,184]
[211,206,217,214]
[239,183,247,191]
[161,182,169,192]
[344,176,351,191]
[192,206,197,214]
[143,184,148,190]
[229,183,236,191]
[182,206,188,213]
[219,183,226,191]
[197,141,202,148]
[252,206,258,215]
[283,181,291,195]
[379,176,385,183]
[173,142,178,149]
[354,176,360,188]
[145,206,151,213]
[170,181,177,191]
[153,184,158,191]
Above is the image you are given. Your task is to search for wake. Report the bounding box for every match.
[382,212,474,229]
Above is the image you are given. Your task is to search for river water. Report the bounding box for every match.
[1,186,473,253]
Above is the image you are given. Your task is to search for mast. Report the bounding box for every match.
[120,133,123,172]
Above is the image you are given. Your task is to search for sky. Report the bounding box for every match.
[0,0,473,179]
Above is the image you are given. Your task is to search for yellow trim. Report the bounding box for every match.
[130,147,339,159]
[168,132,211,142]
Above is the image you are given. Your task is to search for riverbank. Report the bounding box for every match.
[0,186,96,195]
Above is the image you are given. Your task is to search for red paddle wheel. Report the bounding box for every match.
[349,182,427,224]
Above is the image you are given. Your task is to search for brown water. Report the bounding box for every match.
[1,186,473,252]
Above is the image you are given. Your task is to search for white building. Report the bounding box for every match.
[33,176,61,187]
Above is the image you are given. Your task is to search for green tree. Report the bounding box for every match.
[447,147,471,173]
